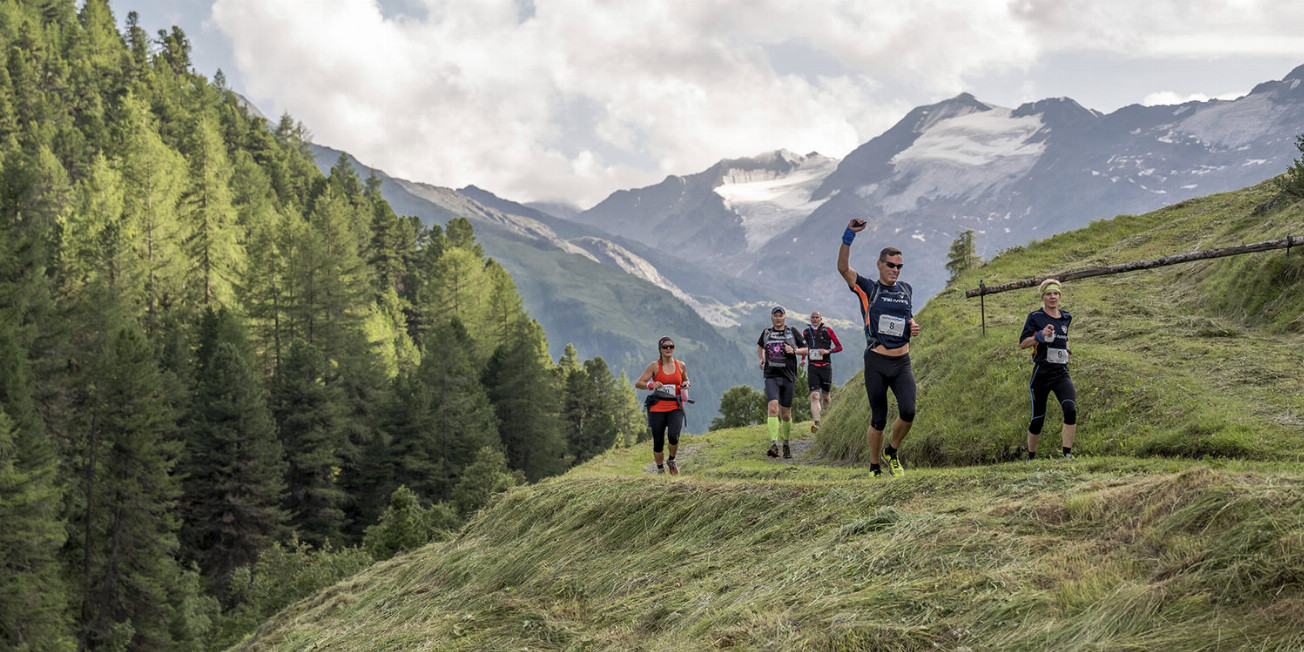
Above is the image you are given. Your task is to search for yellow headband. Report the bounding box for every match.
[1043,283,1061,295]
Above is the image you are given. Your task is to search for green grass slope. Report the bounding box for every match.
[819,179,1304,466]
[235,181,1304,651]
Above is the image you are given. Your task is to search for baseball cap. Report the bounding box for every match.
[771,306,785,315]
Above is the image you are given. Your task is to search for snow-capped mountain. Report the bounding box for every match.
[573,64,1304,327]
[572,149,839,267]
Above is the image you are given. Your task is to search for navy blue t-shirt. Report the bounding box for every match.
[850,275,913,349]
[1020,308,1073,366]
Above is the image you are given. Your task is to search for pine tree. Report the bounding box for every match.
[945,228,980,283]
[483,320,567,481]
[0,335,72,650]
[270,339,347,548]
[613,371,647,447]
[181,308,287,595]
[74,322,190,650]
[559,349,622,464]
[449,446,520,517]
[178,115,242,307]
[115,91,186,329]
[1276,133,1304,198]
[388,319,499,504]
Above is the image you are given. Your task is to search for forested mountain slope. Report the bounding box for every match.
[0,2,644,649]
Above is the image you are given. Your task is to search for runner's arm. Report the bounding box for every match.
[1018,314,1039,349]
[827,328,843,355]
[837,219,867,286]
[636,362,660,389]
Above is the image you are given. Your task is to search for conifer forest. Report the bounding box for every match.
[0,2,646,649]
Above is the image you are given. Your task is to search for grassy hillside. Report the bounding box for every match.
[818,179,1304,465]
[234,181,1304,651]
[236,435,1304,650]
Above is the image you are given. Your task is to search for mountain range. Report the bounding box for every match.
[572,63,1304,325]
[309,62,1304,414]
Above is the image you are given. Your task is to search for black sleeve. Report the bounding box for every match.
[757,330,766,347]
[1019,312,1038,343]
[793,330,806,348]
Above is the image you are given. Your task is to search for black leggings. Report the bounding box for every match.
[649,409,684,453]
[863,350,916,431]
[1028,366,1077,435]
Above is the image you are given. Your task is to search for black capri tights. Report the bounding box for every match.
[1027,367,1077,435]
[648,409,684,453]
[863,350,917,431]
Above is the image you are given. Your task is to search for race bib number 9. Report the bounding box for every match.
[1046,348,1069,364]
[878,315,906,337]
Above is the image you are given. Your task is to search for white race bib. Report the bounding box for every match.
[878,315,906,337]
[809,348,823,361]
[654,384,678,398]
[1045,348,1069,365]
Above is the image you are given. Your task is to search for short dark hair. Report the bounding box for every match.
[878,247,902,262]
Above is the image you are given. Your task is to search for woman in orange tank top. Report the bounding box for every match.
[636,336,690,474]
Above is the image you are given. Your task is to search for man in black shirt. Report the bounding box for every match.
[756,306,808,458]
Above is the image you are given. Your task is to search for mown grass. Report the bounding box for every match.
[236,181,1304,651]
[817,180,1304,466]
[237,434,1304,650]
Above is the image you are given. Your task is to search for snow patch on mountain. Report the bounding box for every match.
[713,153,838,251]
[869,107,1046,213]
[1175,92,1292,148]
[571,237,740,328]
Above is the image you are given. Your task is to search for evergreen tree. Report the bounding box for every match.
[449,446,520,517]
[559,349,622,464]
[74,322,192,650]
[945,228,980,283]
[387,319,499,504]
[1276,133,1304,198]
[270,340,347,548]
[178,115,241,307]
[0,338,72,650]
[613,371,647,447]
[181,308,287,595]
[361,485,458,562]
[483,319,567,481]
[115,91,186,329]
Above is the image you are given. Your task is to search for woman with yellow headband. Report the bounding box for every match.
[1018,278,1077,459]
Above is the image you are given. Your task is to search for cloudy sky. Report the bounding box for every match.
[123,0,1304,208]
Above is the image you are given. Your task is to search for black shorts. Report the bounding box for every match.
[764,375,796,408]
[862,349,916,431]
[807,364,832,393]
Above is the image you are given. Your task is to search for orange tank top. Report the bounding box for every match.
[649,359,684,413]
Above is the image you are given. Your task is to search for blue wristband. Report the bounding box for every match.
[842,227,856,246]
[1034,332,1044,343]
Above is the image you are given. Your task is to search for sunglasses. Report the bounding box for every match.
[660,344,675,350]
[882,261,903,270]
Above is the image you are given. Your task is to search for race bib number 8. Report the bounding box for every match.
[1046,348,1069,364]
[878,315,906,337]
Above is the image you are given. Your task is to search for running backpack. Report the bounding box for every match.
[761,328,797,368]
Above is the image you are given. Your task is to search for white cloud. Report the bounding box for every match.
[210,0,1304,206]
